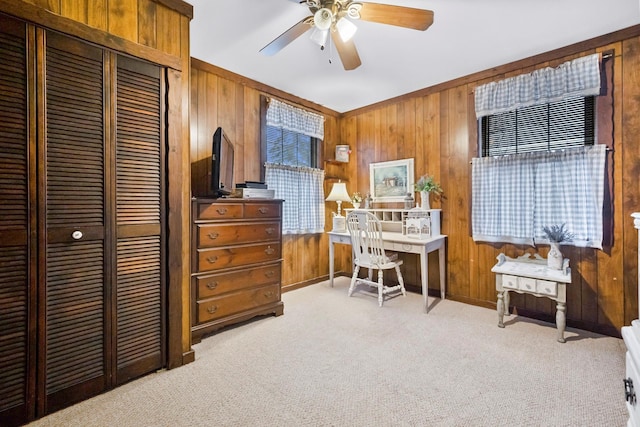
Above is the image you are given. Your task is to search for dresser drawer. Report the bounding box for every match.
[196,263,281,299]
[197,222,281,247]
[245,203,281,219]
[197,202,243,220]
[197,283,281,323]
[197,243,282,272]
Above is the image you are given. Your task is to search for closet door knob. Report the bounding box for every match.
[72,230,83,240]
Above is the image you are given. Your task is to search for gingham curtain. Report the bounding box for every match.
[472,145,607,248]
[266,98,325,139]
[475,54,601,118]
[265,163,325,234]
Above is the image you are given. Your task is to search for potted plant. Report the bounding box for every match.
[542,223,574,270]
[351,192,362,209]
[414,174,443,210]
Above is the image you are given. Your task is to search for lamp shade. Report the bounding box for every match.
[314,8,333,31]
[325,182,351,202]
[336,17,357,42]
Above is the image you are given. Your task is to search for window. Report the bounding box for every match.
[472,53,609,249]
[265,125,318,167]
[261,96,326,234]
[481,96,595,156]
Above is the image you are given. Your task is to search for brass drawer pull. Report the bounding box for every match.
[265,270,275,278]
[264,291,274,298]
[265,247,275,255]
[258,207,269,214]
[216,208,228,215]
[207,232,220,240]
[207,305,218,314]
[206,256,219,264]
[206,281,218,290]
[265,227,275,235]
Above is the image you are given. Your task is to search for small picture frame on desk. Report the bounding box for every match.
[369,158,414,202]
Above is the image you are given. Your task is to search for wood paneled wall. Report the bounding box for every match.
[0,0,194,366]
[342,27,640,337]
[190,26,640,337]
[190,59,344,291]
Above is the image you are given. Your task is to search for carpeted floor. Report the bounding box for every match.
[29,277,628,426]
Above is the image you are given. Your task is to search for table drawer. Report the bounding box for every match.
[197,203,243,220]
[197,222,281,247]
[536,279,557,297]
[197,243,281,272]
[197,283,281,323]
[245,203,281,219]
[502,275,519,290]
[518,277,536,292]
[196,263,281,299]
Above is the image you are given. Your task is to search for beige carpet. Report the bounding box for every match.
[29,277,628,426]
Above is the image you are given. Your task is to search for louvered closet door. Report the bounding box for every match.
[0,15,34,425]
[114,56,165,384]
[41,32,108,414]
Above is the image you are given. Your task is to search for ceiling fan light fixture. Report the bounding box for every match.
[336,17,357,42]
[314,8,333,31]
[310,27,329,48]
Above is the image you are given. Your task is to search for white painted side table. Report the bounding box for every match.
[492,253,572,343]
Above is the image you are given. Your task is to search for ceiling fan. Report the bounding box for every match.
[260,0,434,70]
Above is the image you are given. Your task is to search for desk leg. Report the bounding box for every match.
[329,239,335,288]
[556,302,566,343]
[438,244,445,300]
[420,247,429,313]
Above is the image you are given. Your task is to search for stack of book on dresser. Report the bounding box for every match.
[232,181,275,199]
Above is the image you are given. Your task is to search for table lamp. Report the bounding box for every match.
[326,181,351,231]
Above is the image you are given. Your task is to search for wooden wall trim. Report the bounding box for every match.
[343,23,640,118]
[191,57,340,118]
[154,0,193,20]
[0,0,183,70]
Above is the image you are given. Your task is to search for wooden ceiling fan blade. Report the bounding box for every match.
[357,3,434,31]
[331,31,361,71]
[260,17,313,56]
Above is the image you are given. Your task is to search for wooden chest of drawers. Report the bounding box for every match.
[191,198,284,342]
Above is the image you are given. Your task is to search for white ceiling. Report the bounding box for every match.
[189,0,640,113]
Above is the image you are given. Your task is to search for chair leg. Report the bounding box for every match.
[395,265,406,296]
[348,266,360,297]
[377,269,384,307]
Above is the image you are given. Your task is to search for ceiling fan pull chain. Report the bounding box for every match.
[328,31,333,64]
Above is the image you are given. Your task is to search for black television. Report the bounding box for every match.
[211,127,234,198]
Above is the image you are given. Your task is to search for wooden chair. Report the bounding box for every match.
[346,210,406,307]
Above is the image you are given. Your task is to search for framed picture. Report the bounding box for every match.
[369,158,414,202]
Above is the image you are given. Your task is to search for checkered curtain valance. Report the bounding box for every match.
[266,98,325,140]
[474,54,601,118]
[471,145,607,248]
[265,163,325,234]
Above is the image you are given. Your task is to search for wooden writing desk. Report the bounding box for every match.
[328,230,447,312]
